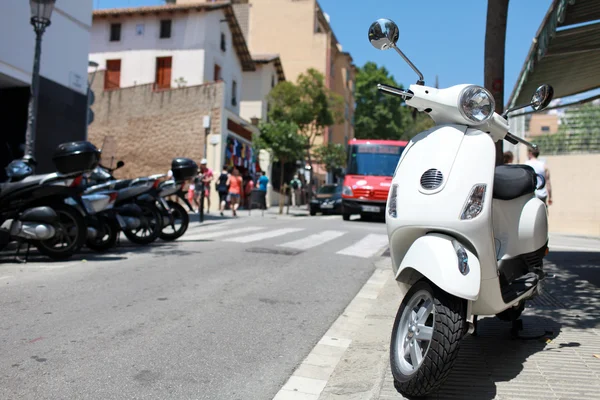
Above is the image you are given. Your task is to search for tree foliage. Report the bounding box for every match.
[532,103,600,155]
[253,121,307,165]
[314,143,346,176]
[354,62,433,140]
[268,68,343,147]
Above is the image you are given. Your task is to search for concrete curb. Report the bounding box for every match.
[271,258,396,400]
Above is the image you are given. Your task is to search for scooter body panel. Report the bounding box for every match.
[387,126,498,291]
[492,196,548,260]
[398,233,481,300]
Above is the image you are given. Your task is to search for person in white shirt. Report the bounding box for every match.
[525,148,552,206]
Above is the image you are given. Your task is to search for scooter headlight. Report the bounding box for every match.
[458,85,495,125]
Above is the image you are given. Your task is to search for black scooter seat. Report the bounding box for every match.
[0,173,55,199]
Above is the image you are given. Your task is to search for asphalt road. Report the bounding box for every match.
[0,212,388,400]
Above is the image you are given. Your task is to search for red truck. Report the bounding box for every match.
[341,138,408,220]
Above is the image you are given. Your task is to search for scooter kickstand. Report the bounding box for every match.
[510,318,553,340]
[472,315,478,337]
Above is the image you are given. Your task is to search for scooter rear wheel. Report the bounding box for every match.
[159,201,189,241]
[123,203,162,245]
[390,280,466,398]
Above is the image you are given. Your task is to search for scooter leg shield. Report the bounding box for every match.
[396,233,481,301]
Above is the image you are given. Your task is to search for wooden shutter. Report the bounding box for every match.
[104,59,121,90]
[214,64,221,81]
[155,56,172,89]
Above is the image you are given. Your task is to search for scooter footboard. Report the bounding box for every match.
[396,233,481,301]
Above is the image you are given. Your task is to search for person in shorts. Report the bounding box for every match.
[199,159,213,213]
[228,167,243,217]
[525,148,553,207]
[216,165,230,216]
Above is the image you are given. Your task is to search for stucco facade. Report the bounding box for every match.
[0,0,93,174]
[90,4,249,114]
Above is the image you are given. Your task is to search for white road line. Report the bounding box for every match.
[336,234,389,258]
[0,276,13,281]
[225,228,304,243]
[278,230,346,250]
[182,226,265,241]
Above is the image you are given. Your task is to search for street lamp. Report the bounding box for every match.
[86,61,99,139]
[23,0,56,168]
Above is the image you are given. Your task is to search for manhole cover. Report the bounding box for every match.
[245,247,303,256]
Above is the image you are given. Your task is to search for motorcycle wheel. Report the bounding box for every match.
[159,201,189,241]
[390,280,465,398]
[122,203,162,245]
[34,203,86,261]
[86,216,119,252]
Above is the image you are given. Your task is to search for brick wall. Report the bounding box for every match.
[88,70,224,179]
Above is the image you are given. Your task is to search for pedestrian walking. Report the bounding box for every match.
[228,167,244,217]
[199,159,213,213]
[290,175,301,207]
[257,171,269,191]
[216,165,230,217]
[525,148,553,207]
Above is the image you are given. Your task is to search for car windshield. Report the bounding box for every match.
[347,144,405,177]
[318,185,338,194]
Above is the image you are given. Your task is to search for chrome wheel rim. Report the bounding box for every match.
[395,289,435,376]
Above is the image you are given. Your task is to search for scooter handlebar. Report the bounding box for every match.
[377,83,414,100]
[505,132,538,151]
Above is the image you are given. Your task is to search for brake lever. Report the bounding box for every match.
[377,84,414,100]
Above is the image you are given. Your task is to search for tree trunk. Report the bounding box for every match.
[278,160,285,214]
[484,0,509,166]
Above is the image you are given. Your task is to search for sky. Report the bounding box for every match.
[94,0,555,104]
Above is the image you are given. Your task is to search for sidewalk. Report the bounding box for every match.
[315,255,600,399]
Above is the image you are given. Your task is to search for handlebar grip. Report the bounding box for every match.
[505,134,518,145]
[377,84,413,99]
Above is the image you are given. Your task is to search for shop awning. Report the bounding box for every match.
[507,0,600,109]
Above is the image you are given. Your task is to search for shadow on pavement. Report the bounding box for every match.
[420,315,560,400]
[546,250,600,287]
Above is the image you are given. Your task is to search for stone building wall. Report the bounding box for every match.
[88,70,224,179]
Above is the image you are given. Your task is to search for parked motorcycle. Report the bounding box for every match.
[80,157,197,250]
[0,141,101,261]
[369,19,553,397]
[156,168,197,241]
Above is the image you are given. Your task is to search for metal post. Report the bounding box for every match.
[199,180,205,223]
[23,28,45,166]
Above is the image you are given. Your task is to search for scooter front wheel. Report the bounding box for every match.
[390,280,465,398]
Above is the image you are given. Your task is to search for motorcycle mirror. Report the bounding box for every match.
[116,161,125,169]
[368,18,425,85]
[530,84,554,111]
[368,18,399,50]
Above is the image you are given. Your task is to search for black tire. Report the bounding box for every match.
[310,209,317,216]
[159,201,189,241]
[390,280,466,398]
[342,213,350,221]
[86,216,119,252]
[123,203,162,245]
[34,203,86,261]
[496,301,525,322]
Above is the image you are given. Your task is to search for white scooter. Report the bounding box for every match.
[369,18,553,397]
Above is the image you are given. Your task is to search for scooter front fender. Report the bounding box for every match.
[397,233,481,301]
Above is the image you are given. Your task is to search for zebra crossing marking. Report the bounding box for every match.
[182,226,265,241]
[336,234,389,258]
[277,230,347,250]
[225,228,304,244]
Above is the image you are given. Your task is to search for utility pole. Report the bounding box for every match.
[484,0,510,166]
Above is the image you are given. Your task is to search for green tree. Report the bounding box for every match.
[314,143,347,181]
[268,68,343,186]
[253,121,308,214]
[354,62,417,140]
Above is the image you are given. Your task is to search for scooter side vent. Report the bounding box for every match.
[420,168,444,190]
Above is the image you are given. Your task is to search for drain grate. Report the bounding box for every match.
[245,247,303,256]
